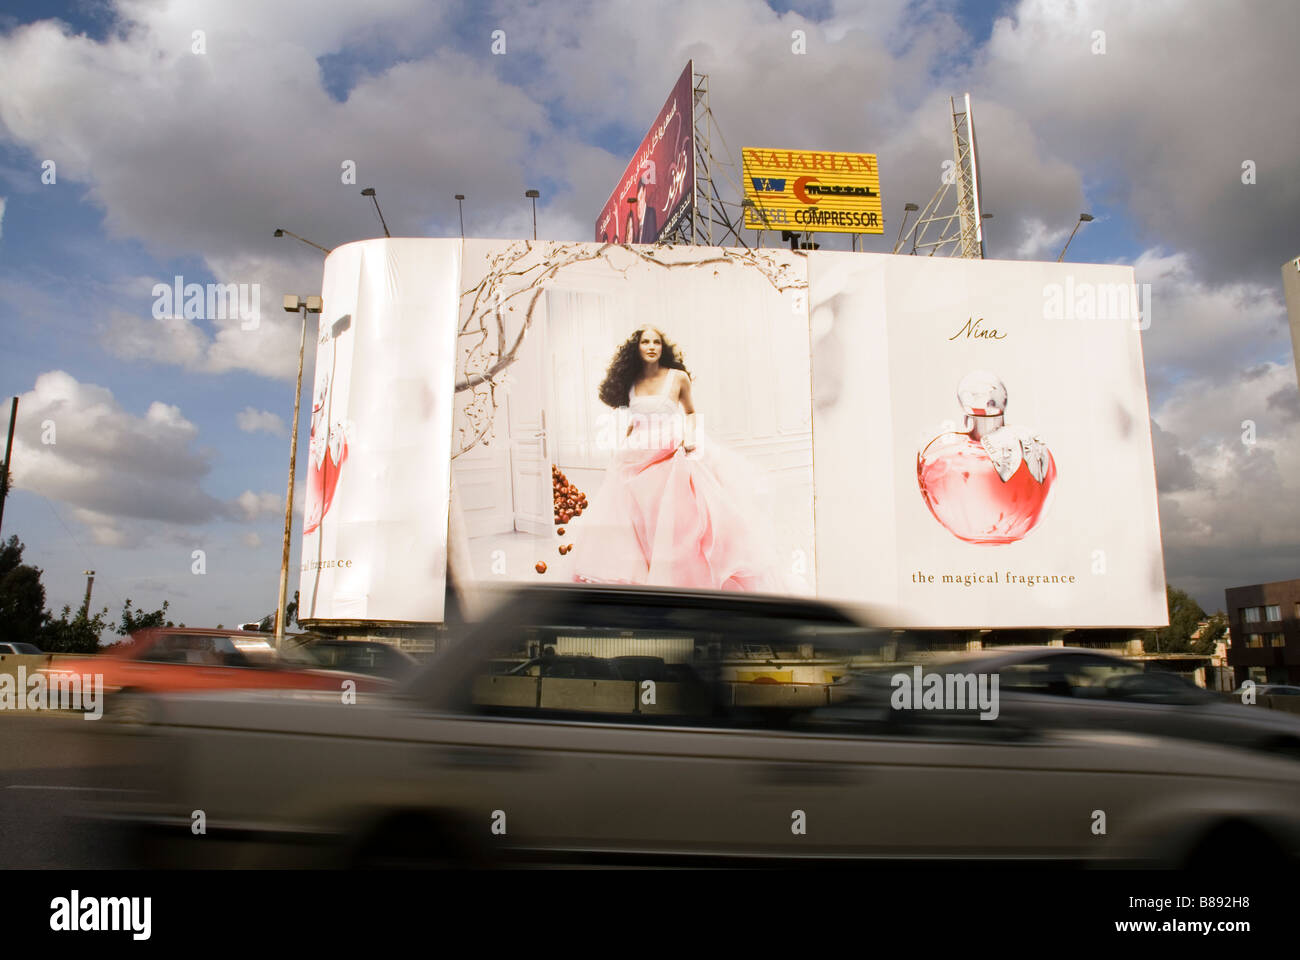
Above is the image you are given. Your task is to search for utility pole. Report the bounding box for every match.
[0,396,16,538]
[275,295,322,647]
[80,570,95,620]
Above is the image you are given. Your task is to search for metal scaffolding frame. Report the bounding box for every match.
[686,70,748,248]
[894,93,986,259]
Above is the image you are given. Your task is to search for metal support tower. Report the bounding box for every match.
[687,70,748,248]
[895,93,986,258]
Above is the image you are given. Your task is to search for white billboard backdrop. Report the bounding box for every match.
[302,239,1166,628]
[811,253,1166,627]
[297,238,460,623]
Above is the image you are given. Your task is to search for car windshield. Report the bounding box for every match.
[9,642,42,654]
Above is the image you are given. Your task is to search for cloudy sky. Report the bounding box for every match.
[0,0,1296,631]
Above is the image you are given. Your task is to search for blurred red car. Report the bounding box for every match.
[50,627,390,704]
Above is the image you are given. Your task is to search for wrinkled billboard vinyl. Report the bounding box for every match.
[302,238,1166,628]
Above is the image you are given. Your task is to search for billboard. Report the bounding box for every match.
[742,148,884,234]
[303,238,1166,628]
[297,239,459,624]
[594,62,694,244]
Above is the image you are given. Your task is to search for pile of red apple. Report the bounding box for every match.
[553,465,587,524]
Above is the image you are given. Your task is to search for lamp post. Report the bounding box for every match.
[525,189,540,240]
[741,198,774,248]
[454,194,466,239]
[361,187,391,238]
[0,396,16,538]
[272,228,332,255]
[980,212,993,259]
[892,202,919,255]
[274,294,322,646]
[1057,213,1094,262]
[80,570,95,620]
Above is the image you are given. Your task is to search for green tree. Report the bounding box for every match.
[40,604,111,654]
[1192,611,1228,656]
[0,535,47,644]
[1153,586,1207,654]
[257,590,299,633]
[117,598,174,635]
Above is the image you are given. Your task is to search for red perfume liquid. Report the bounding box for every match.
[303,442,346,536]
[917,432,1056,544]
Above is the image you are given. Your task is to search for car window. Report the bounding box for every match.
[1031,653,1142,699]
[452,597,891,729]
[995,661,1072,696]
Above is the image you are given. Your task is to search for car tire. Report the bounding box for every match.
[104,690,155,726]
[347,811,487,870]
[1261,736,1300,763]
[1182,820,1288,871]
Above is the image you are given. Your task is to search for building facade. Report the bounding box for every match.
[1225,577,1300,685]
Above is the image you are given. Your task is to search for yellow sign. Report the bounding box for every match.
[741,148,883,234]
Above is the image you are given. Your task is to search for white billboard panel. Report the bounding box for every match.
[297,238,460,623]
[811,253,1166,627]
[303,238,1166,628]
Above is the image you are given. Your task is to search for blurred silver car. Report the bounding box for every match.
[841,647,1300,761]
[108,586,1300,869]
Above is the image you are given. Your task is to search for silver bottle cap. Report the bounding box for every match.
[957,371,1007,417]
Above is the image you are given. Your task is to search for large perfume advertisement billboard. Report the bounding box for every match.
[811,253,1166,627]
[303,238,1166,628]
[593,62,694,245]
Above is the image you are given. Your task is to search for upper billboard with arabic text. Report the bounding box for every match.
[594,62,694,244]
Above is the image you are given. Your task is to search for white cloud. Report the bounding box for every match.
[234,490,282,521]
[9,371,284,544]
[236,406,286,436]
[0,195,6,238]
[11,371,223,525]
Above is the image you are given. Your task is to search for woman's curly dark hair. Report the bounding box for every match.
[598,327,691,408]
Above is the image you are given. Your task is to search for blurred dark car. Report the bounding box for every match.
[287,638,419,682]
[840,646,1300,760]
[106,586,1300,869]
[0,641,43,655]
[1232,683,1300,698]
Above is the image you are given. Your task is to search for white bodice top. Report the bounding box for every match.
[628,368,681,416]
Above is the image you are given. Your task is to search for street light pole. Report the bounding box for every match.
[80,570,95,620]
[455,194,466,238]
[892,202,919,255]
[274,295,322,646]
[525,189,540,240]
[1057,213,1094,262]
[0,396,17,538]
[361,188,391,238]
[272,228,332,255]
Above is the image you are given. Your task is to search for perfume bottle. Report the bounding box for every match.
[916,371,1056,544]
[303,366,348,537]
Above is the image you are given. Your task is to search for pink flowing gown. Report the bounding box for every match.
[571,369,800,593]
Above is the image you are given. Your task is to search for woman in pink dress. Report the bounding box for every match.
[571,327,798,593]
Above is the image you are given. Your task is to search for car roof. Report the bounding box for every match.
[475,582,879,624]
